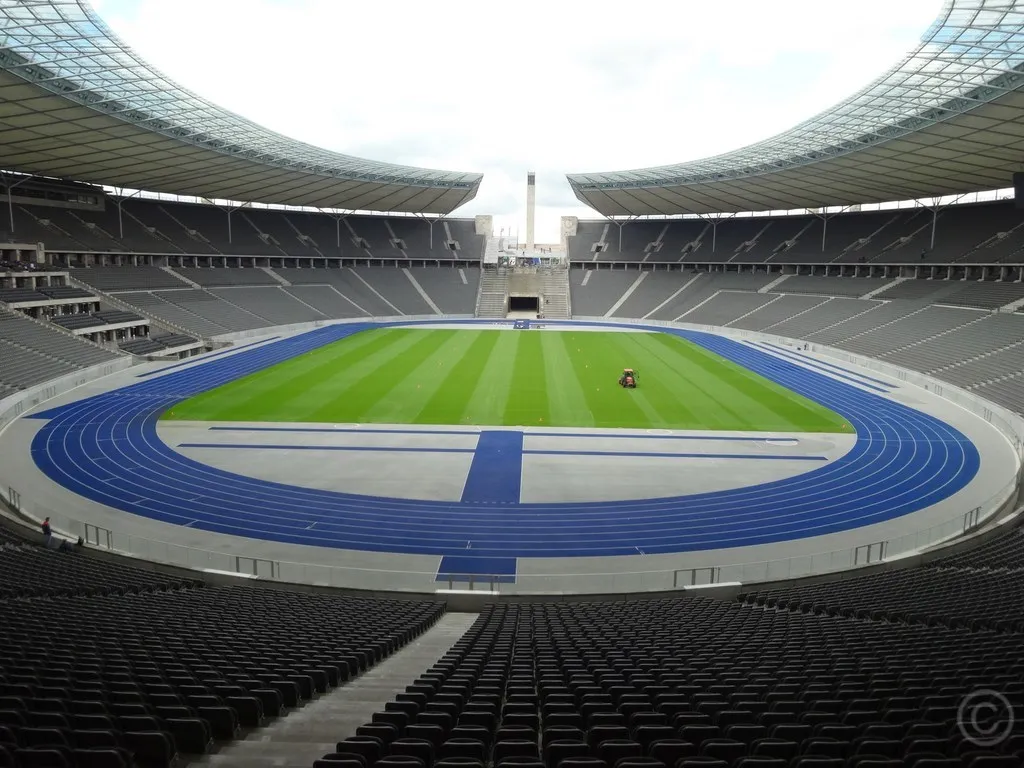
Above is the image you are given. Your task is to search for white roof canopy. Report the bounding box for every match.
[567,0,1024,216]
[0,0,482,214]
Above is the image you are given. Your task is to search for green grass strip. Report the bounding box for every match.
[165,328,853,433]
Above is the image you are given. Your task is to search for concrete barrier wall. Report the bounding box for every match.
[0,357,136,435]
[210,315,474,343]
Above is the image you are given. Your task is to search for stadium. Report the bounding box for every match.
[0,0,1023,766]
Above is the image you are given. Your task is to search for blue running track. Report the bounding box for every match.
[27,320,980,575]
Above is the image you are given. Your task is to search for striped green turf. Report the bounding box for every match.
[163,329,853,433]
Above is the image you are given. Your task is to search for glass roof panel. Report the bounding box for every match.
[568,0,1024,190]
[0,0,482,189]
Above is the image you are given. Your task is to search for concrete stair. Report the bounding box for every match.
[539,266,571,319]
[476,266,509,318]
[190,612,479,768]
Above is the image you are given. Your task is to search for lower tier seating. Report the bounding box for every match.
[322,598,1023,768]
[0,581,443,768]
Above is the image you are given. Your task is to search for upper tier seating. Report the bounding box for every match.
[568,200,1024,264]
[324,597,1024,768]
[71,267,191,292]
[7,198,484,260]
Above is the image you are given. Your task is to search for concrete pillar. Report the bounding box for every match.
[526,171,536,250]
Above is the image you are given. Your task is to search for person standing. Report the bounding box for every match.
[41,517,51,540]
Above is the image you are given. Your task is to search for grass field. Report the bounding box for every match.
[164,329,853,432]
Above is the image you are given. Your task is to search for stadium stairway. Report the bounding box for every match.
[539,265,571,318]
[197,612,478,768]
[475,267,509,318]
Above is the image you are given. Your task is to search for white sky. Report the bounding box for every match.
[93,0,944,242]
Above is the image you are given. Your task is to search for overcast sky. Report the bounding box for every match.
[92,0,943,243]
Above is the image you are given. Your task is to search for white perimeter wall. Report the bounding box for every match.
[0,357,136,435]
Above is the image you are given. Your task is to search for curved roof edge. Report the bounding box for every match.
[0,0,481,213]
[567,0,1024,216]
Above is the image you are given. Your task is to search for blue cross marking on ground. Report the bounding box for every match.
[461,430,525,504]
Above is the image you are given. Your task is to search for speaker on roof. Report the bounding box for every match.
[1015,172,1024,209]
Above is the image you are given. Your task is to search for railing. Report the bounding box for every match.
[673,567,721,588]
[439,574,504,593]
[7,473,1016,595]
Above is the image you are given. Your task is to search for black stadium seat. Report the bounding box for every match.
[317,596,1024,768]
[0,531,444,768]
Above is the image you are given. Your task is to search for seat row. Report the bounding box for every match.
[319,600,1022,768]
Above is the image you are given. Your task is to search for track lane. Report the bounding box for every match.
[27,320,980,559]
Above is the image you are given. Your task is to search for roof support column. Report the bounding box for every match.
[698,213,733,254]
[204,199,251,245]
[2,173,32,236]
[602,214,637,256]
[317,209,354,251]
[415,212,439,250]
[930,201,939,251]
[923,194,964,254]
[111,188,143,240]
[808,207,846,253]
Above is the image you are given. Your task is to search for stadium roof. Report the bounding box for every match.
[0,0,482,214]
[567,0,1024,217]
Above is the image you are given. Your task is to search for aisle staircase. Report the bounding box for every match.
[208,612,479,768]
[475,266,509,318]
[539,265,571,319]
